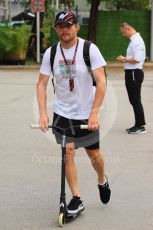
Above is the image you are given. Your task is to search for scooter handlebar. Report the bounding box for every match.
[30,124,40,129]
[30,124,89,130]
[80,125,88,129]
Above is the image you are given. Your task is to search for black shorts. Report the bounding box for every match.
[52,113,100,150]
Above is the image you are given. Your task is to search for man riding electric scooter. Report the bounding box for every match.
[36,10,111,221]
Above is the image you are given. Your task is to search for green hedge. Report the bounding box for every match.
[50,10,151,61]
[0,25,30,63]
[97,10,151,60]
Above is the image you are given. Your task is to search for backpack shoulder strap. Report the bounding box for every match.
[83,40,107,86]
[83,40,97,86]
[50,44,57,93]
[83,40,92,71]
[50,44,57,73]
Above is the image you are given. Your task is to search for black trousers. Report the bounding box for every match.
[125,69,146,126]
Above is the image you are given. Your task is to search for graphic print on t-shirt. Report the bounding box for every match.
[59,59,76,79]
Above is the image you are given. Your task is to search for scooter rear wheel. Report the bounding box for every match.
[59,213,65,227]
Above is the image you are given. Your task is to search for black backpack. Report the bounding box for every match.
[50,40,106,89]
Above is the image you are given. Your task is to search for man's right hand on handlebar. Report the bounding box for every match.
[39,114,49,132]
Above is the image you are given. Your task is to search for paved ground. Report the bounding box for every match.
[0,67,153,230]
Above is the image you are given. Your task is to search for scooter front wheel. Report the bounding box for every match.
[59,213,65,227]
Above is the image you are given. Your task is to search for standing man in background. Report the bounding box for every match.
[117,22,146,134]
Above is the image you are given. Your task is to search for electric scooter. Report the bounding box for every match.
[30,124,88,227]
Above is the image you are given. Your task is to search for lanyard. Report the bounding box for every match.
[60,38,79,79]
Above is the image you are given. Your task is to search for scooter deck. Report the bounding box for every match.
[65,209,84,222]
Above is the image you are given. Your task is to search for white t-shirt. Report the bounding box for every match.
[40,37,106,119]
[125,33,146,70]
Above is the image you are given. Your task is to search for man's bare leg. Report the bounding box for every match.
[85,148,105,184]
[65,143,80,197]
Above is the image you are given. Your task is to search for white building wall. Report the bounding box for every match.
[0,0,26,21]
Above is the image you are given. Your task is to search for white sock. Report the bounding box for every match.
[98,178,107,186]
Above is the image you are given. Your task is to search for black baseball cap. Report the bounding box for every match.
[55,10,78,27]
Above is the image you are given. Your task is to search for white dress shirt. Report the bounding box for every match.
[124,33,146,69]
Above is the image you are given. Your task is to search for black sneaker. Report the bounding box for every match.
[126,125,136,132]
[67,196,84,215]
[127,126,146,134]
[98,179,111,204]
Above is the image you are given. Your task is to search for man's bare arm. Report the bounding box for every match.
[37,73,50,131]
[88,67,107,130]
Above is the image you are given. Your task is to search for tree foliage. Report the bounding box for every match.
[87,0,151,10]
[0,25,30,53]
[87,0,151,43]
[42,5,55,45]
[59,0,75,8]
[104,0,151,10]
